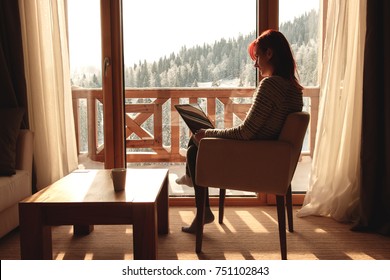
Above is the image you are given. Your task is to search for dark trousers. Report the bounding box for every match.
[186,137,210,209]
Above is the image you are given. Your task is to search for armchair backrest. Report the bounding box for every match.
[278,112,310,183]
[195,111,310,195]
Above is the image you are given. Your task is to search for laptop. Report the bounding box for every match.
[174,103,214,134]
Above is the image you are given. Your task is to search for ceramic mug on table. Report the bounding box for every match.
[111,168,127,191]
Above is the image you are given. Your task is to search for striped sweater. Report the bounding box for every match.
[204,76,303,140]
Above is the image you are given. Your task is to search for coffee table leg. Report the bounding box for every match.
[133,203,157,260]
[19,203,52,260]
[157,175,169,235]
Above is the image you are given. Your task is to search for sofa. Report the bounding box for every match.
[0,129,34,238]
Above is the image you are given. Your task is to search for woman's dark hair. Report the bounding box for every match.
[248,29,303,90]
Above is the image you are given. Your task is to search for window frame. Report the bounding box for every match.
[96,0,323,206]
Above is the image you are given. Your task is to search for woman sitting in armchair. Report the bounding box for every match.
[176,29,304,233]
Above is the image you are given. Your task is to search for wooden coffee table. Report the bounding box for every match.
[19,168,169,260]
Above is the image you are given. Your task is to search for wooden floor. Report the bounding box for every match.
[1,206,389,260]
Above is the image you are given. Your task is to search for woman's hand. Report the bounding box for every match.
[194,129,206,145]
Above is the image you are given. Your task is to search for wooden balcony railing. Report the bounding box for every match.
[72,87,318,163]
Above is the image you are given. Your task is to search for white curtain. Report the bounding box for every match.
[19,0,78,190]
[297,0,366,222]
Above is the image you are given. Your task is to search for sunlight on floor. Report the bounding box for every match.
[261,211,278,224]
[124,254,133,260]
[287,253,318,259]
[176,253,200,260]
[345,252,375,260]
[223,252,246,260]
[84,253,94,260]
[314,228,327,233]
[54,252,66,260]
[250,252,282,259]
[236,211,269,233]
[217,217,237,233]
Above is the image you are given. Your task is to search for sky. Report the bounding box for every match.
[279,0,319,23]
[122,0,256,65]
[68,0,319,69]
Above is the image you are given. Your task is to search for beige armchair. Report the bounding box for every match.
[194,112,310,259]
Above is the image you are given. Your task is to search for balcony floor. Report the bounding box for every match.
[77,155,311,196]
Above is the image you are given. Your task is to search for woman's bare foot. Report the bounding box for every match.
[175,174,193,187]
[182,210,215,234]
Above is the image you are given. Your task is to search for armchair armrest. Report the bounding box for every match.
[195,137,293,195]
[15,129,34,173]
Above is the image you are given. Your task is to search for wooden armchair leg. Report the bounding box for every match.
[219,189,226,224]
[276,195,287,260]
[286,185,294,232]
[196,186,207,254]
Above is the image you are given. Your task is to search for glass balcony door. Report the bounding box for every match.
[68,0,126,169]
[68,0,104,165]
[121,0,258,200]
[68,0,321,204]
